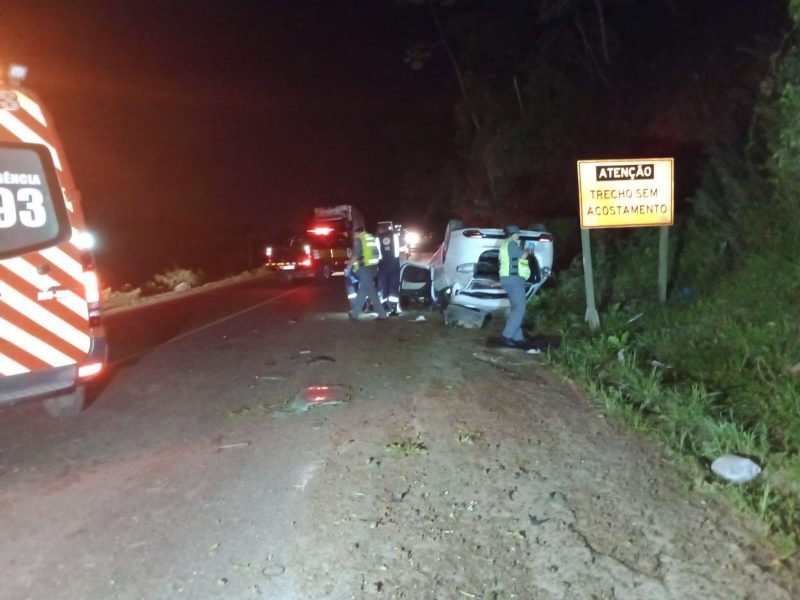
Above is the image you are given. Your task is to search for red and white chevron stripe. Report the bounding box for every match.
[0,87,93,377]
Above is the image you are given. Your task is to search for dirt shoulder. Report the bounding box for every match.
[284,314,796,599]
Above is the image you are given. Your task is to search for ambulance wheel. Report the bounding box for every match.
[319,264,333,279]
[43,385,86,417]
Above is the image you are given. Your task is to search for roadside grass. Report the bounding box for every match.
[103,266,274,310]
[534,248,800,557]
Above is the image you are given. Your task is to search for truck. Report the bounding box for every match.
[0,64,107,416]
[264,205,363,279]
[311,205,364,239]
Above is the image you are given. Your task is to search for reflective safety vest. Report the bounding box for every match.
[499,239,530,279]
[359,232,380,267]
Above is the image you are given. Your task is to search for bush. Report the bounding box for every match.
[150,267,204,292]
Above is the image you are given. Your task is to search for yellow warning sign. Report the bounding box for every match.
[577,158,674,229]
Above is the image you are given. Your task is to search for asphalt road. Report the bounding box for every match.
[0,275,348,600]
[1,273,796,599]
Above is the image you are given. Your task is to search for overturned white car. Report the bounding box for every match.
[400,220,554,314]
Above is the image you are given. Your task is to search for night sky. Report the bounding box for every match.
[0,0,788,287]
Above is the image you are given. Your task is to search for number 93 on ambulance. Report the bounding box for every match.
[0,65,107,417]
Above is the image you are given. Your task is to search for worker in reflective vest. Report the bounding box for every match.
[377,223,404,315]
[347,227,387,320]
[498,225,531,347]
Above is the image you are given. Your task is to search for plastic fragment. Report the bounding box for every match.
[710,455,761,483]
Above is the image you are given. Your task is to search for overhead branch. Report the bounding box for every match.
[591,0,610,64]
[574,16,609,85]
[430,3,481,132]
[513,75,525,117]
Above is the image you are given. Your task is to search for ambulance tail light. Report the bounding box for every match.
[298,257,312,267]
[78,362,103,379]
[81,256,103,328]
[265,246,272,257]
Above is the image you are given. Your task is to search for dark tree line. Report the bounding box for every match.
[397,0,789,226]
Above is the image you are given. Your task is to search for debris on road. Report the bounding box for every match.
[299,350,311,355]
[298,385,349,404]
[456,428,483,445]
[261,563,286,578]
[226,406,251,418]
[307,355,336,365]
[414,315,427,321]
[444,304,487,329]
[217,442,252,450]
[711,455,762,483]
[528,514,550,526]
[277,385,351,415]
[385,440,428,456]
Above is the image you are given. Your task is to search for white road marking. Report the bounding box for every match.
[110,283,312,367]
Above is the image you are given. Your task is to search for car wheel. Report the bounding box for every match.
[319,264,333,279]
[43,385,86,417]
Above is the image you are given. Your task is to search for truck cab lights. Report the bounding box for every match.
[308,226,334,236]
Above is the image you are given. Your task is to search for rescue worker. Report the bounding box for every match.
[377,222,404,315]
[344,263,373,313]
[498,225,532,347]
[347,226,387,320]
[343,263,359,303]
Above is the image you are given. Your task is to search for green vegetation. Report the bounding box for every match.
[398,2,797,546]
[151,266,205,292]
[531,5,800,552]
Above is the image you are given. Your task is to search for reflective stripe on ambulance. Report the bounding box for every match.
[0,87,91,376]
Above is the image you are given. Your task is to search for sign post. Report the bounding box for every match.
[576,158,675,328]
[581,228,600,330]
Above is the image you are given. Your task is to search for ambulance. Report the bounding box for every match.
[0,65,106,416]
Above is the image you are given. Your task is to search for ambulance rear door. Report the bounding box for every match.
[0,83,104,416]
[0,143,93,391]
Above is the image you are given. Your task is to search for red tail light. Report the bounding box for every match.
[308,226,334,236]
[81,255,103,328]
